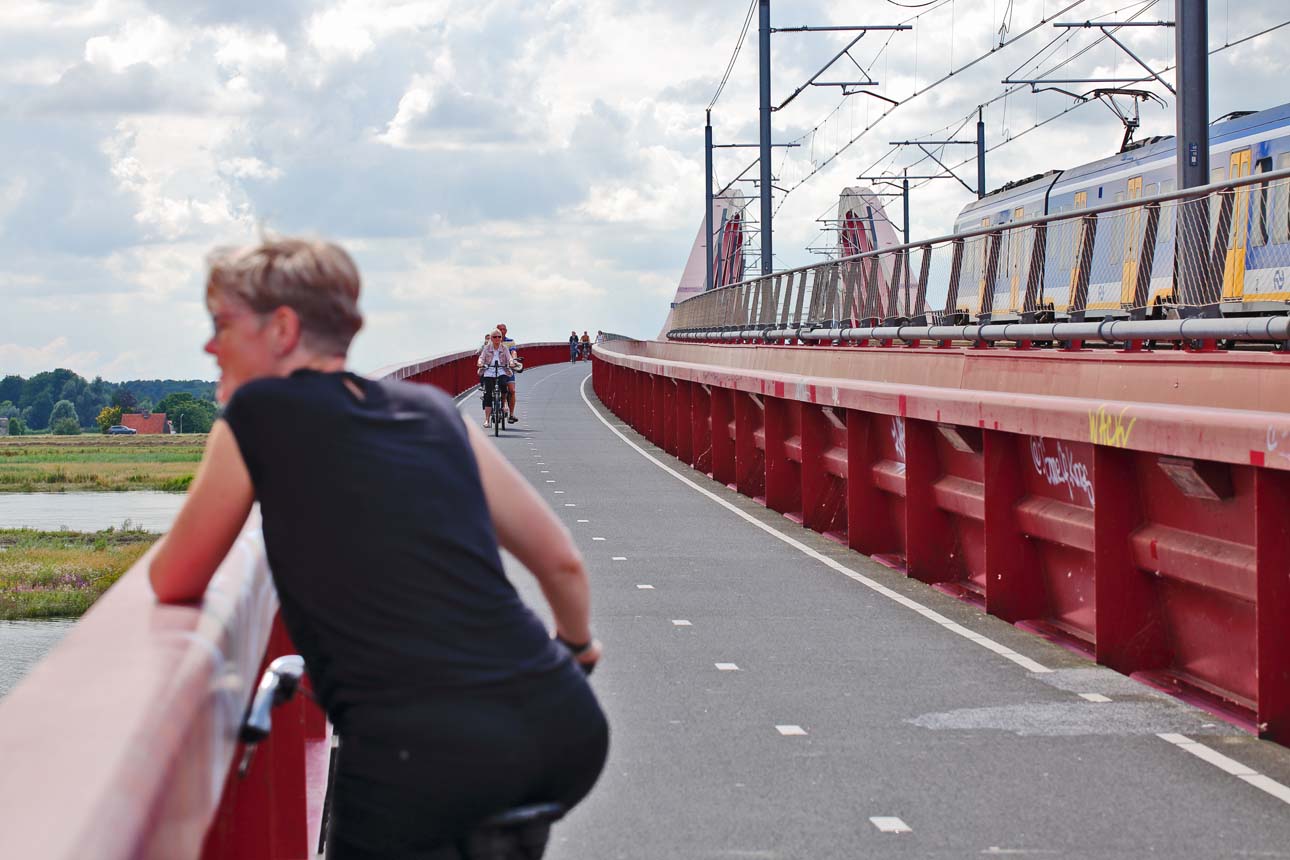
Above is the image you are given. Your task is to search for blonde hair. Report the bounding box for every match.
[206,237,363,355]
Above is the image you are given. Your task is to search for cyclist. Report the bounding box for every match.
[580,330,591,361]
[150,238,607,858]
[496,322,520,424]
[478,329,513,429]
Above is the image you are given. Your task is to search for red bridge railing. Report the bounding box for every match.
[593,338,1290,743]
[0,342,568,860]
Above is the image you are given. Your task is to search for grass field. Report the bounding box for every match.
[0,527,159,619]
[0,435,206,492]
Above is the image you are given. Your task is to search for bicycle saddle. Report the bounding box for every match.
[462,802,565,860]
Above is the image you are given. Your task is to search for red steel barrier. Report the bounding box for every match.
[592,339,1290,743]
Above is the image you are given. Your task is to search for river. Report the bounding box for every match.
[0,491,185,698]
[0,491,185,532]
[0,619,79,699]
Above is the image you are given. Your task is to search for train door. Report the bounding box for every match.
[1120,177,1143,304]
[1222,148,1252,300]
[1068,191,1088,300]
[1007,206,1026,311]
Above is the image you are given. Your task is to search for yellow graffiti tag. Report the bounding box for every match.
[1088,404,1137,448]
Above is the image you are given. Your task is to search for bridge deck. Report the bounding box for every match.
[462,361,1290,858]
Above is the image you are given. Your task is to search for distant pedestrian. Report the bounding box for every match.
[569,330,580,363]
[580,331,591,361]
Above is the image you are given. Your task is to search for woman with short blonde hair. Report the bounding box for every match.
[151,237,607,858]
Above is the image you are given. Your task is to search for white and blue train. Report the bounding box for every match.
[948,102,1290,319]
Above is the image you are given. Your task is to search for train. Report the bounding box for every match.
[947,101,1290,320]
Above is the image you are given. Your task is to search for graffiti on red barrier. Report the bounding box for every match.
[1030,436,1095,506]
[1088,404,1137,449]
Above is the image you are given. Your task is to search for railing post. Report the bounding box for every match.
[1021,224,1047,323]
[1068,214,1099,322]
[1130,201,1162,319]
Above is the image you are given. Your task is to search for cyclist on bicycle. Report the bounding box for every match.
[478,329,513,429]
[151,238,607,858]
[496,322,520,424]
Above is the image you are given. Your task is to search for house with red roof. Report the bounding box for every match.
[121,412,170,434]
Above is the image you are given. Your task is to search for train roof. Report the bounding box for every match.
[954,101,1290,225]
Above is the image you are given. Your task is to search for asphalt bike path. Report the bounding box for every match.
[459,361,1290,859]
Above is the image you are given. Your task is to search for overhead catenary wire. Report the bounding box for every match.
[908,16,1290,194]
[873,0,1161,189]
[773,0,1088,213]
[707,0,758,111]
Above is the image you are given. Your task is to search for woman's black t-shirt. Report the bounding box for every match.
[222,369,564,728]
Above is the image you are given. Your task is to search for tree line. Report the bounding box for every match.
[0,369,217,435]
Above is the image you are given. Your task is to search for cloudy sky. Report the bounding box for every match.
[1,0,1285,380]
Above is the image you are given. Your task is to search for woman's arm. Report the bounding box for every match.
[149,420,256,603]
[465,420,600,668]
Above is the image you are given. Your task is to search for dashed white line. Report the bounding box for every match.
[564,503,577,507]
[1079,693,1112,703]
[869,817,911,834]
[1157,733,1290,805]
[776,725,807,736]
[637,584,655,590]
[578,373,1052,675]
[715,663,739,671]
[611,556,627,561]
[554,490,564,494]
[672,619,692,626]
[546,480,556,483]
[576,519,589,523]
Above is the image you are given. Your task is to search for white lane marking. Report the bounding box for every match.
[672,619,692,626]
[1157,733,1290,805]
[564,503,577,507]
[546,480,556,483]
[577,519,589,523]
[540,469,549,472]
[578,374,1053,675]
[776,725,807,736]
[593,536,606,541]
[637,584,655,590]
[869,817,912,834]
[612,556,627,561]
[715,663,739,671]
[1079,693,1112,703]
[554,490,565,494]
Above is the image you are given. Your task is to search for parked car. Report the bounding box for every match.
[108,425,137,435]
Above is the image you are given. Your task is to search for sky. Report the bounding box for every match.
[0,0,1286,381]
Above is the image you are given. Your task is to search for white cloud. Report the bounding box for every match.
[84,14,186,72]
[211,27,287,71]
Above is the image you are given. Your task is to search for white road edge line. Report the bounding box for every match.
[578,373,1052,675]
[1156,733,1290,805]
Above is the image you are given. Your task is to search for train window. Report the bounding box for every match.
[1160,179,1177,239]
[1210,166,1228,245]
[1252,157,1273,248]
[1273,153,1290,245]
